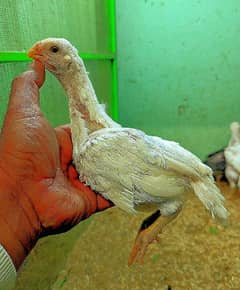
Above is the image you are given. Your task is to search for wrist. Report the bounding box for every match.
[0,220,27,270]
[0,244,17,289]
[0,180,40,270]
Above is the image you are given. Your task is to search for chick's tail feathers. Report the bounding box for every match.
[190,176,229,224]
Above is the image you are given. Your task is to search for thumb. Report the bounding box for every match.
[28,60,45,88]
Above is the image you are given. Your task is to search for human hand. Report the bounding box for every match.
[0,61,112,270]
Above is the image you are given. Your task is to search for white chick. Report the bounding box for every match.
[28,38,228,265]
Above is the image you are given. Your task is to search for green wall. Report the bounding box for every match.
[116,0,240,159]
[0,0,115,127]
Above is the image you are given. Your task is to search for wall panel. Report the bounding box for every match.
[0,60,112,126]
[116,0,240,159]
[0,0,111,53]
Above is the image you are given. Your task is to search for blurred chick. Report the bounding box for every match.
[28,38,229,265]
[224,122,240,188]
[204,149,226,181]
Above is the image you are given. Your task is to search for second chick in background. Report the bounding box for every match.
[224,122,240,188]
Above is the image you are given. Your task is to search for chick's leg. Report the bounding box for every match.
[128,208,181,266]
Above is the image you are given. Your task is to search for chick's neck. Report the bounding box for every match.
[56,56,120,158]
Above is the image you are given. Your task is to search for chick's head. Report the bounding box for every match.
[28,38,79,76]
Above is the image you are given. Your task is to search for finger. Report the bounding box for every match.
[55,126,73,173]
[96,194,113,211]
[8,74,40,110]
[37,184,86,236]
[68,165,78,181]
[10,61,45,100]
[55,124,71,136]
[71,179,93,194]
[71,178,113,212]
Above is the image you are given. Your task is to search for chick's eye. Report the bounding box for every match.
[50,46,59,53]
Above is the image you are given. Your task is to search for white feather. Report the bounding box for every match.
[74,127,228,220]
[36,38,229,222]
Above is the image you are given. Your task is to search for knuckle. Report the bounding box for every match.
[11,71,36,92]
[13,71,33,84]
[15,72,27,81]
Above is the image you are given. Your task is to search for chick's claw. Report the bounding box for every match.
[128,228,159,266]
[128,210,162,266]
[128,209,181,266]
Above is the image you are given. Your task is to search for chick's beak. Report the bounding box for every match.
[28,43,57,72]
[28,44,43,60]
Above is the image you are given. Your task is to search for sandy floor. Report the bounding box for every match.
[14,219,91,290]
[50,182,240,290]
[14,182,240,290]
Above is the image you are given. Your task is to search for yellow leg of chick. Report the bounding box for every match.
[128,208,181,266]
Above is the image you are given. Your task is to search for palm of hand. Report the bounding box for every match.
[0,61,112,269]
[0,63,84,240]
